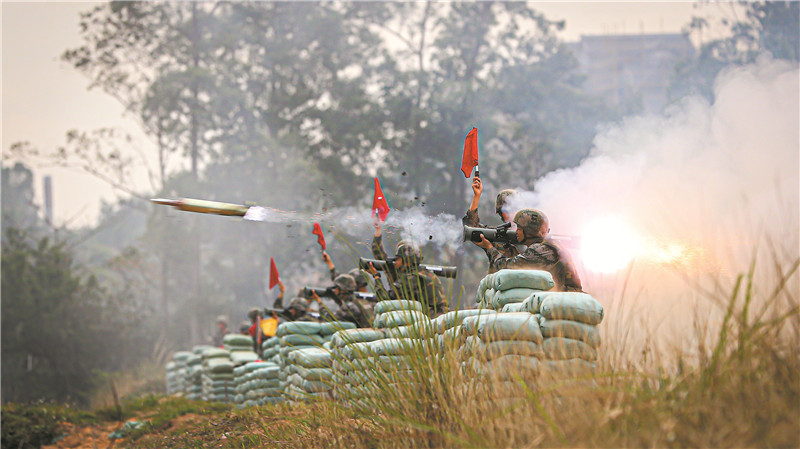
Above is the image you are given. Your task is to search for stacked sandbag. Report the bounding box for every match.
[460,312,545,394]
[528,291,603,377]
[165,361,180,394]
[329,328,386,404]
[183,354,203,400]
[476,269,554,311]
[170,351,192,395]
[224,333,255,353]
[201,347,234,402]
[276,321,324,398]
[285,347,334,402]
[260,336,280,361]
[431,309,497,351]
[234,361,282,407]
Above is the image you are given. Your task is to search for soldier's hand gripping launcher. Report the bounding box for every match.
[463,222,517,244]
[358,257,458,278]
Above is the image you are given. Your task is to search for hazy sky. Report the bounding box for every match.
[1,1,737,228]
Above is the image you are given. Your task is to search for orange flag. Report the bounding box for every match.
[269,257,280,289]
[372,177,390,222]
[461,127,479,178]
[312,222,326,250]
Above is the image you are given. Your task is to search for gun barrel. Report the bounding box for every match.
[419,264,458,279]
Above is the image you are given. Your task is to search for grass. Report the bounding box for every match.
[4,255,798,448]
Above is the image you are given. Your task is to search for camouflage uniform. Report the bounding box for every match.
[371,235,399,283]
[486,209,583,292]
[285,297,319,322]
[463,189,520,273]
[321,274,374,328]
[373,243,448,317]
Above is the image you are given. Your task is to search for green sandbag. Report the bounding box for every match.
[374,299,424,315]
[375,355,415,370]
[542,337,597,361]
[492,288,539,309]
[211,380,234,389]
[330,328,385,348]
[433,309,497,333]
[262,348,280,360]
[204,372,234,381]
[541,358,597,376]
[280,333,325,347]
[261,337,280,349]
[276,321,322,337]
[501,302,526,313]
[279,344,315,358]
[473,313,543,344]
[294,365,334,381]
[223,334,254,347]
[340,341,376,359]
[491,269,554,291]
[462,314,504,336]
[471,340,545,361]
[368,338,427,357]
[166,362,176,371]
[245,361,273,372]
[479,354,541,380]
[539,318,601,348]
[193,345,215,355]
[202,348,230,360]
[231,351,259,366]
[537,292,604,325]
[173,351,192,361]
[187,355,202,366]
[385,324,433,339]
[373,310,429,328]
[288,373,331,393]
[206,358,234,373]
[319,321,357,336]
[521,293,542,313]
[288,347,332,368]
[253,366,281,379]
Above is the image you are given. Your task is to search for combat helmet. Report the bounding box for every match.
[239,321,251,333]
[513,208,549,241]
[495,189,517,217]
[247,307,263,322]
[216,315,229,326]
[286,297,309,314]
[347,268,368,290]
[333,274,357,292]
[395,241,423,266]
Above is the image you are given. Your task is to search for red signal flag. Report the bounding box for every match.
[312,222,326,250]
[269,257,280,289]
[372,177,390,222]
[461,127,479,178]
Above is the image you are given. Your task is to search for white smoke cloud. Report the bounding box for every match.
[506,57,799,358]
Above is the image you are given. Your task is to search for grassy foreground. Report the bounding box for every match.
[4,264,799,448]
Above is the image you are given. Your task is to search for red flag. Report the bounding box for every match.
[269,257,280,289]
[372,177,390,222]
[461,127,479,178]
[312,222,326,250]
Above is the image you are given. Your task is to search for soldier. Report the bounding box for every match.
[238,321,251,336]
[211,315,229,347]
[247,307,265,351]
[367,241,448,317]
[321,251,369,293]
[474,208,583,292]
[270,279,287,309]
[463,176,520,272]
[309,274,373,328]
[283,297,318,322]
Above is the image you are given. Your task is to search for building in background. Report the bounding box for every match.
[570,33,695,114]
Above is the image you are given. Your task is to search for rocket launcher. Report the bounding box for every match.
[358,257,458,279]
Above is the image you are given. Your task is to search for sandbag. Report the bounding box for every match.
[461,315,495,336]
[369,338,428,357]
[276,321,322,337]
[521,294,542,313]
[319,321,357,336]
[537,292,604,325]
[373,310,429,329]
[280,333,325,347]
[340,341,376,360]
[542,337,597,361]
[539,317,601,348]
[501,302,526,313]
[470,340,545,361]
[205,358,234,373]
[375,355,415,370]
[479,354,541,380]
[262,348,280,360]
[492,288,539,309]
[467,313,543,344]
[230,351,259,366]
[374,299,424,315]
[173,351,192,361]
[261,337,280,349]
[294,365,334,381]
[330,329,385,348]
[279,344,315,358]
[223,334,253,347]
[253,366,281,379]
[434,309,497,333]
[202,348,230,360]
[288,347,332,368]
[491,269,554,291]
[384,323,434,339]
[193,345,215,355]
[288,373,331,393]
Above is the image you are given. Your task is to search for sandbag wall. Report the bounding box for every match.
[234,361,282,408]
[167,351,192,395]
[201,348,234,402]
[165,361,180,394]
[224,334,260,367]
[183,354,203,400]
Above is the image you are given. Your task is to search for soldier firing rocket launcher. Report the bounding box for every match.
[462,222,517,244]
[302,286,377,302]
[358,257,458,279]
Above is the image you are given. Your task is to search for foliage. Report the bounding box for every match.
[1,227,154,405]
[0,402,98,449]
[671,1,799,101]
